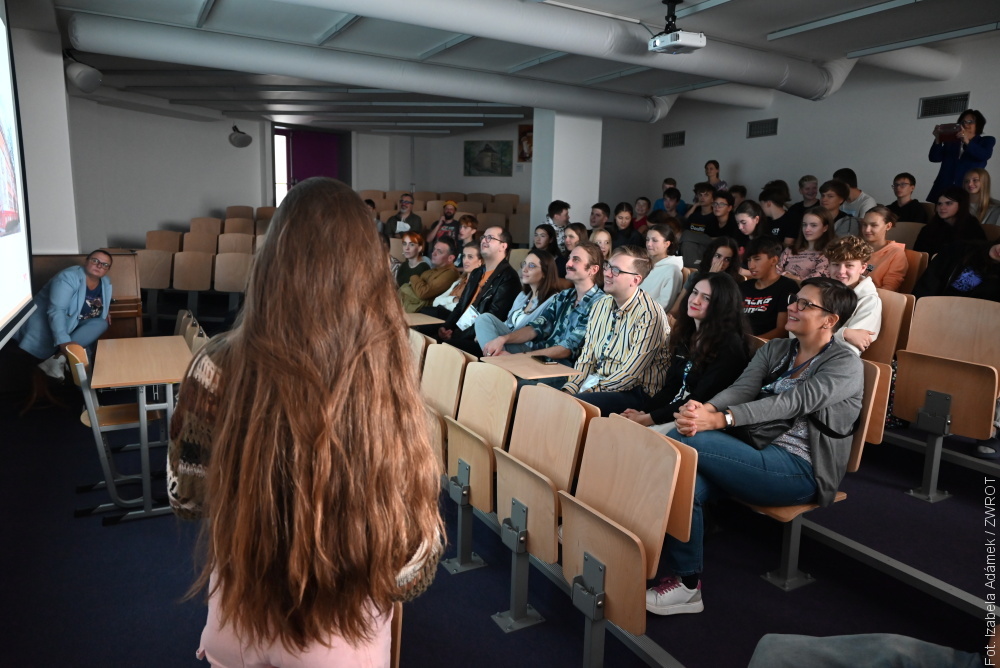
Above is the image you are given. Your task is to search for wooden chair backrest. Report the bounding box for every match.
[508,248,530,271]
[848,360,881,472]
[573,417,679,579]
[421,343,468,419]
[899,249,928,294]
[455,362,517,450]
[425,200,445,218]
[174,309,195,336]
[223,218,254,235]
[172,251,214,291]
[861,288,907,365]
[386,190,407,204]
[478,212,507,229]
[408,328,431,373]
[896,293,916,351]
[255,206,276,222]
[494,193,520,208]
[749,335,767,354]
[885,221,924,250]
[379,209,397,226]
[921,201,936,221]
[486,201,514,216]
[137,249,173,290]
[255,220,269,237]
[358,189,385,201]
[413,191,438,202]
[456,201,484,214]
[508,385,588,492]
[906,296,1000,365]
[183,232,218,254]
[183,321,201,347]
[984,225,1000,243]
[214,253,253,292]
[190,217,222,235]
[465,192,493,205]
[146,230,182,252]
[104,249,140,298]
[225,205,253,220]
[217,233,253,254]
[866,360,892,446]
[439,191,465,202]
[508,212,530,245]
[389,238,405,263]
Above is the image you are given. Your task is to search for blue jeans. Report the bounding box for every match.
[663,428,817,576]
[473,314,533,354]
[748,634,979,668]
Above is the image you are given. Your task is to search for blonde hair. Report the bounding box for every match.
[965,168,994,222]
[193,178,443,652]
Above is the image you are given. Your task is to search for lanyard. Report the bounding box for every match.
[763,339,833,393]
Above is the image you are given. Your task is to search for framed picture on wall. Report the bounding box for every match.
[517,125,533,163]
[463,140,513,177]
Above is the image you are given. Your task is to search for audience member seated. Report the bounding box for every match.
[734,199,770,263]
[778,207,835,282]
[711,191,746,247]
[435,226,519,356]
[740,236,799,340]
[704,159,728,191]
[654,184,687,220]
[480,242,604,361]
[685,182,718,234]
[15,249,113,381]
[167,178,442,666]
[633,196,651,234]
[670,237,742,320]
[560,246,670,416]
[425,200,461,246]
[729,184,747,207]
[533,223,561,260]
[861,206,908,292]
[589,202,610,232]
[610,202,644,249]
[560,222,590,277]
[545,199,571,253]
[590,228,612,262]
[928,108,994,202]
[785,174,819,232]
[913,240,1000,303]
[421,244,482,321]
[384,193,423,237]
[640,223,684,310]
[914,186,986,254]
[395,232,430,287]
[622,272,751,434]
[819,180,860,237]
[886,172,928,223]
[473,249,560,347]
[399,237,460,313]
[646,277,862,616]
[759,187,796,246]
[823,236,882,355]
[832,167,876,219]
[365,198,383,236]
[453,215,478,267]
[964,168,1000,226]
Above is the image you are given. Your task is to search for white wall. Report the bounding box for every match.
[352,132,391,192]
[599,116,654,210]
[68,97,267,250]
[635,32,1000,207]
[12,28,79,253]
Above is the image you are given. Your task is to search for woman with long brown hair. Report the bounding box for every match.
[168,177,443,666]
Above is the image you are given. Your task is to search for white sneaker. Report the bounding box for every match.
[645,576,703,616]
[38,355,65,381]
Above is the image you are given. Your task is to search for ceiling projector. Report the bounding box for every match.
[648,31,706,55]
[648,0,706,55]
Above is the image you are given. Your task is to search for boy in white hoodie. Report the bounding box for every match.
[823,235,882,355]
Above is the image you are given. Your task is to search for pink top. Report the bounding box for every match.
[867,241,908,292]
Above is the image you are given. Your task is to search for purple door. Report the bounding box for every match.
[277,128,347,186]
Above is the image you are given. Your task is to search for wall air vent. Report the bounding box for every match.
[661,131,685,148]
[919,93,970,119]
[747,118,778,139]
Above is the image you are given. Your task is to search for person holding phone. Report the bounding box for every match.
[928,109,995,203]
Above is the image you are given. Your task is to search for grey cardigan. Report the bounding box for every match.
[706,338,863,507]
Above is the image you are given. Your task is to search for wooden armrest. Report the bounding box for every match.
[558,490,648,636]
[445,417,496,513]
[895,351,998,440]
[866,361,892,446]
[746,491,846,523]
[426,407,446,472]
[495,448,560,564]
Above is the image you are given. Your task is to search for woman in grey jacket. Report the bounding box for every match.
[646,277,863,617]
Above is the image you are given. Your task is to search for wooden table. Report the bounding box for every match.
[481,352,583,380]
[91,336,193,523]
[405,312,444,327]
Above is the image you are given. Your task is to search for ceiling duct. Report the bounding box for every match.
[68,14,675,124]
[276,0,853,100]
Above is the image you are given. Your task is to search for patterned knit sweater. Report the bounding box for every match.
[167,336,441,601]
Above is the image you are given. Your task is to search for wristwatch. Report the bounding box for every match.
[723,410,734,428]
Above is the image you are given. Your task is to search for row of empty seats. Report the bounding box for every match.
[223,205,276,222]
[146,230,265,254]
[138,249,251,329]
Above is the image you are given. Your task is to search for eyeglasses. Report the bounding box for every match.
[891,182,913,188]
[960,119,976,126]
[787,294,834,314]
[520,261,539,270]
[711,202,730,208]
[88,257,111,269]
[399,199,413,205]
[481,234,501,244]
[602,261,639,277]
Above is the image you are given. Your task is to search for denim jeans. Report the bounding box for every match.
[748,634,979,668]
[663,428,817,576]
[473,314,533,354]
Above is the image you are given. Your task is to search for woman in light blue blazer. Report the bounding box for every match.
[16,250,113,364]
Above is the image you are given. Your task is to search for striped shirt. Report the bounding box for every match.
[562,288,671,396]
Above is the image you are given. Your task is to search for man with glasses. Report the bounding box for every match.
[886,172,928,224]
[561,246,670,416]
[480,241,604,360]
[436,226,519,356]
[15,249,114,382]
[385,193,423,238]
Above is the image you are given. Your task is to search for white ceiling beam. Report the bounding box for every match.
[506,51,568,74]
[676,0,734,19]
[195,0,217,28]
[652,79,727,96]
[768,0,925,41]
[848,22,1000,58]
[419,34,475,60]
[317,14,361,45]
[583,67,650,85]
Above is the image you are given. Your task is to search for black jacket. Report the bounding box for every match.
[445,259,520,330]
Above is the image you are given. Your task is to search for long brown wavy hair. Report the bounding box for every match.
[192,178,443,651]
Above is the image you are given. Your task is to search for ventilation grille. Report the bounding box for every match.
[919,93,970,119]
[661,131,685,148]
[747,118,778,139]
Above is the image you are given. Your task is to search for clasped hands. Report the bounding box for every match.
[673,400,727,437]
